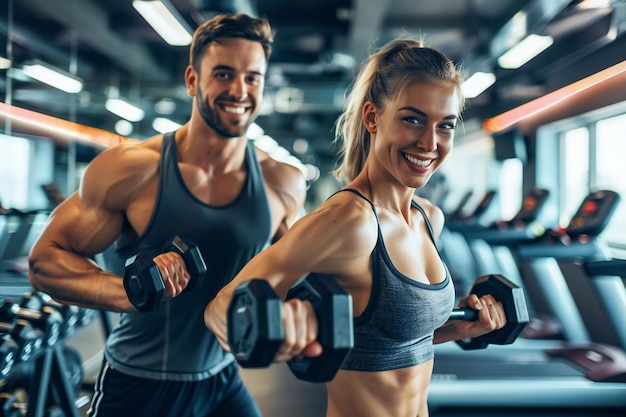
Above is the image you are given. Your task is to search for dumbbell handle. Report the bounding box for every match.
[449,307,479,321]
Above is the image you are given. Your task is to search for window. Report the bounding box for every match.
[0,134,30,209]
[595,113,626,245]
[555,105,626,247]
[560,127,589,226]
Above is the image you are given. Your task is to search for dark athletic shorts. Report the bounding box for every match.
[87,360,261,417]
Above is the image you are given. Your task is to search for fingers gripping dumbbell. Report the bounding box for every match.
[227,273,354,382]
[123,236,207,312]
[451,274,530,350]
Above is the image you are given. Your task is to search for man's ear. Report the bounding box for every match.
[363,101,378,134]
[184,65,197,97]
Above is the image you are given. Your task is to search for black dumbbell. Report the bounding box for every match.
[1,393,23,417]
[227,273,353,382]
[0,318,43,362]
[0,333,18,381]
[124,236,207,312]
[450,274,529,350]
[20,291,82,338]
[0,299,64,347]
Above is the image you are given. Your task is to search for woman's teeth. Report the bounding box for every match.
[403,153,431,167]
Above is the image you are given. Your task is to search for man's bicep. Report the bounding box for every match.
[38,192,124,257]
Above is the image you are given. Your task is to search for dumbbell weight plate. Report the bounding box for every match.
[286,273,353,383]
[123,254,165,312]
[227,280,284,367]
[164,237,207,291]
[457,274,529,350]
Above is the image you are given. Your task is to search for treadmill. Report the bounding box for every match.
[439,190,499,297]
[429,190,626,411]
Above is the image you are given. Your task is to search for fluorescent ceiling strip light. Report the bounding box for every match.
[106,98,145,122]
[0,56,11,69]
[132,0,192,46]
[152,117,181,133]
[497,34,554,69]
[462,72,496,99]
[22,60,83,93]
[483,60,626,134]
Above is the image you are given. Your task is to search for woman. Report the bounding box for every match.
[205,38,505,417]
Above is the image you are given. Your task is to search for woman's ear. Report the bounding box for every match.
[363,101,378,134]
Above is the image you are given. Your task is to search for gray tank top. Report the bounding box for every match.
[104,132,272,381]
[339,189,455,371]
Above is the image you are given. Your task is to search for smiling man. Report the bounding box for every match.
[28,13,306,417]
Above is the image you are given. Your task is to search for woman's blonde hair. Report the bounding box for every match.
[333,39,466,183]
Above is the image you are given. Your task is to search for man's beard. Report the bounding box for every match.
[196,88,254,138]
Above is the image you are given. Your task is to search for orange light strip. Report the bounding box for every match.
[0,102,139,147]
[483,60,626,134]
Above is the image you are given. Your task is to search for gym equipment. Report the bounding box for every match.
[228,273,353,382]
[450,274,529,350]
[0,333,18,381]
[285,274,354,382]
[124,236,207,312]
[0,298,64,347]
[5,343,81,417]
[428,190,626,411]
[20,291,82,339]
[0,318,43,362]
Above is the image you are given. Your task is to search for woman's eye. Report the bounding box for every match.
[405,117,424,125]
[440,122,457,130]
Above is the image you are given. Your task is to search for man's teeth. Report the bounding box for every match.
[223,105,245,114]
[403,153,430,167]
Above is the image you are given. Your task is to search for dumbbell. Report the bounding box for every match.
[1,393,23,417]
[227,273,353,382]
[0,318,43,362]
[20,291,82,338]
[124,236,207,312]
[451,274,529,350]
[0,333,18,381]
[0,298,64,347]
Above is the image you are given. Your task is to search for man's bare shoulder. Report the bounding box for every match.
[254,145,307,201]
[80,137,163,209]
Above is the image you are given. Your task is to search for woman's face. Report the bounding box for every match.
[365,80,460,189]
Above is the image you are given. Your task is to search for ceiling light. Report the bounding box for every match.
[106,97,145,122]
[132,0,193,46]
[22,60,83,93]
[462,72,496,99]
[497,34,554,69]
[247,123,264,140]
[0,56,11,69]
[152,117,181,133]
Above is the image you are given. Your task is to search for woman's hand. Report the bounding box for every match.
[455,293,506,340]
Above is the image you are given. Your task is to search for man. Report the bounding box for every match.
[28,13,306,417]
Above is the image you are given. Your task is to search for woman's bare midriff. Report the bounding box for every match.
[326,360,434,417]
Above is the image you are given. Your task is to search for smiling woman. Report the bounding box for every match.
[205,38,508,417]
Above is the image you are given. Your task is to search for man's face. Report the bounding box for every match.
[189,37,267,138]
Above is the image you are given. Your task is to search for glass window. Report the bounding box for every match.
[560,127,589,227]
[595,113,626,244]
[499,158,523,220]
[0,134,30,209]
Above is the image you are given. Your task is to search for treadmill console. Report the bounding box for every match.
[565,190,620,238]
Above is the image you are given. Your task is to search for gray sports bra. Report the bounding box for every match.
[339,189,456,371]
